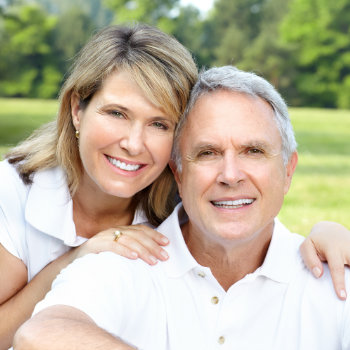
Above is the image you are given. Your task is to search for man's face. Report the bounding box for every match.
[173,90,297,248]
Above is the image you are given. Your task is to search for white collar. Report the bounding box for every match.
[254,218,303,284]
[25,167,148,246]
[157,204,199,278]
[158,203,303,284]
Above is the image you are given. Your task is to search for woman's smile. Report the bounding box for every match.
[106,155,145,172]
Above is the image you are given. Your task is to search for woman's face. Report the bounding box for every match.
[71,70,176,199]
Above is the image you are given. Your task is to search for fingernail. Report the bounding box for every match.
[161,237,169,244]
[312,267,322,278]
[160,250,169,260]
[340,289,347,300]
[149,256,157,265]
[130,251,138,258]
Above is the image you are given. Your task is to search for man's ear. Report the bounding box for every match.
[169,160,183,199]
[284,151,298,195]
[71,93,82,130]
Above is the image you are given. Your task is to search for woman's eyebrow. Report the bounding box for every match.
[100,103,130,112]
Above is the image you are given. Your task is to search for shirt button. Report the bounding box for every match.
[211,296,219,304]
[218,336,225,344]
[197,271,206,278]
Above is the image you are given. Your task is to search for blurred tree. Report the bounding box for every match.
[212,0,266,65]
[51,7,96,73]
[103,0,179,32]
[171,5,212,68]
[281,0,350,108]
[0,3,61,98]
[209,0,297,102]
[36,0,113,28]
[103,0,215,68]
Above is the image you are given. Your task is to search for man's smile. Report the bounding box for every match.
[211,198,255,209]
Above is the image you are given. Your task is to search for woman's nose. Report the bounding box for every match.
[119,124,146,156]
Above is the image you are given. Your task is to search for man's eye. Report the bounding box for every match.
[248,148,264,154]
[198,150,215,157]
[152,121,168,130]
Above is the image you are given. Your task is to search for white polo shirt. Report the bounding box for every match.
[34,203,350,350]
[0,160,147,281]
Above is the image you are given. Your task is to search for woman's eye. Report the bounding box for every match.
[109,110,124,119]
[152,121,168,130]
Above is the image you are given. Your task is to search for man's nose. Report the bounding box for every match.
[216,152,246,187]
[119,124,146,156]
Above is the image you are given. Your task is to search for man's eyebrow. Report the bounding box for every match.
[241,141,272,149]
[190,143,219,153]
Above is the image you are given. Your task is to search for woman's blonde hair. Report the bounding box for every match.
[6,24,198,225]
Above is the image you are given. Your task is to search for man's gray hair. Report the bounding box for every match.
[172,66,297,171]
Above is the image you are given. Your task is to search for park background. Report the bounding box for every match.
[0,0,349,234]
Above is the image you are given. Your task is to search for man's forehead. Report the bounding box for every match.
[188,89,273,118]
[185,91,276,128]
[179,90,281,150]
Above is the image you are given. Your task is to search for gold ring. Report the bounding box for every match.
[114,230,123,242]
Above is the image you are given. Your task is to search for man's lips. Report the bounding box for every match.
[211,198,255,209]
[106,156,145,172]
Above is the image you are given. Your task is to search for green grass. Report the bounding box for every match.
[278,108,350,234]
[0,99,349,235]
[0,98,57,149]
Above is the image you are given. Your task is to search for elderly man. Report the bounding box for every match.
[14,67,350,350]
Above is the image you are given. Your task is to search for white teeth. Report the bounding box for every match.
[107,157,141,172]
[213,199,254,208]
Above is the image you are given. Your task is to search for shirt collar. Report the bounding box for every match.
[158,204,303,283]
[25,167,149,246]
[157,203,199,278]
[25,166,77,244]
[254,218,304,284]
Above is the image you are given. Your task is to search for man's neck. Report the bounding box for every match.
[182,222,273,291]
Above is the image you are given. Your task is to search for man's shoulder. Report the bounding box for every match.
[59,252,163,286]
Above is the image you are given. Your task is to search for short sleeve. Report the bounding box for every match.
[0,206,21,258]
[0,161,28,261]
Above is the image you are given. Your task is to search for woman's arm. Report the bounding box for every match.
[0,244,82,350]
[300,221,350,300]
[0,225,169,349]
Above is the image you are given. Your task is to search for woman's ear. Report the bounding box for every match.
[71,93,82,130]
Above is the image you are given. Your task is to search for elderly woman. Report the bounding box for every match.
[0,24,349,349]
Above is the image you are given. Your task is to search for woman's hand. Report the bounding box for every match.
[300,221,350,300]
[73,225,169,265]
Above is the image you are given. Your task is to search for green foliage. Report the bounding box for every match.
[0,3,59,98]
[51,7,97,73]
[1,0,350,108]
[104,0,179,32]
[210,0,299,100]
[0,0,109,100]
[170,5,211,68]
[281,0,350,107]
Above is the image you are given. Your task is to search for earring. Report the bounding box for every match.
[75,130,80,139]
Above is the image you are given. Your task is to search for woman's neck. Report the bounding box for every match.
[72,181,136,238]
